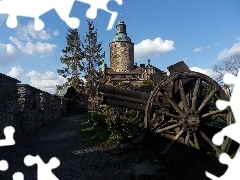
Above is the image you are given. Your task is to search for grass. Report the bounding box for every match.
[80,111,112,146]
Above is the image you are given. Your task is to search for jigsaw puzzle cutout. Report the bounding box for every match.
[0,0,123,31]
[12,172,24,180]
[76,0,123,30]
[0,126,15,146]
[206,150,240,180]
[0,159,8,171]
[206,70,240,180]
[0,126,60,180]
[24,155,60,180]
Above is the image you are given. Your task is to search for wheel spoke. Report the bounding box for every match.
[144,71,233,166]
[155,109,182,119]
[193,132,200,150]
[179,79,191,113]
[185,129,190,145]
[164,128,185,155]
[169,79,175,98]
[153,101,164,109]
[221,137,232,152]
[191,78,201,112]
[154,121,182,133]
[201,109,226,118]
[188,138,196,148]
[162,91,185,115]
[182,129,191,165]
[125,115,144,130]
[197,88,217,113]
[152,119,173,132]
[154,118,178,132]
[149,113,158,126]
[200,131,222,154]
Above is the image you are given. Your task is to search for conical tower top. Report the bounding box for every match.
[112,20,131,42]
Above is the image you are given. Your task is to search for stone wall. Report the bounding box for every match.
[0,73,20,137]
[110,41,134,72]
[0,74,65,138]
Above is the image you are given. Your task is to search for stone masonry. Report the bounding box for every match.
[0,73,20,137]
[109,20,134,73]
[102,20,168,87]
[110,41,134,72]
[0,74,65,138]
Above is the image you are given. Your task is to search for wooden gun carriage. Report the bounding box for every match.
[98,61,233,165]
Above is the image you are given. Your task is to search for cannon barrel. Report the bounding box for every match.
[98,84,150,100]
[98,84,151,111]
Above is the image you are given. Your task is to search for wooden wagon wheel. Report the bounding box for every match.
[115,109,145,144]
[144,71,233,166]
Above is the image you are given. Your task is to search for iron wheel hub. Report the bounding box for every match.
[183,115,200,131]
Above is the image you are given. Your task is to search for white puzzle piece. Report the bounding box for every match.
[0,160,8,171]
[206,70,240,180]
[24,155,60,180]
[0,126,15,146]
[0,0,123,31]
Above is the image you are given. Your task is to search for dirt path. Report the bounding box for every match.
[0,114,127,180]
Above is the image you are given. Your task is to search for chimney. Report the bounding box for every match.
[140,64,145,68]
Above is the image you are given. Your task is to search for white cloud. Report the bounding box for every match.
[7,66,24,78]
[9,36,57,55]
[16,23,51,41]
[26,70,67,94]
[190,67,218,79]
[0,43,19,66]
[53,30,60,36]
[218,42,240,59]
[134,37,175,60]
[192,47,202,53]
[41,71,58,80]
[0,43,16,54]
[26,70,41,78]
[6,44,15,54]
[0,22,57,65]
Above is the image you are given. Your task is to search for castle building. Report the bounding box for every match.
[101,20,167,86]
[110,20,134,72]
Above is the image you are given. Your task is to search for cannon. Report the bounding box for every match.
[98,61,234,165]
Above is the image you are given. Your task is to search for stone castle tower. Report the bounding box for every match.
[109,20,134,72]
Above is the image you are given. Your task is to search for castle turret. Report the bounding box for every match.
[109,20,134,72]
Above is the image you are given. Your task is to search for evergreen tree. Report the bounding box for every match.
[57,29,85,93]
[82,19,104,97]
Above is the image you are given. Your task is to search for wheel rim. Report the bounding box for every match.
[144,71,233,164]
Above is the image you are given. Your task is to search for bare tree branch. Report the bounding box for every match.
[212,55,240,85]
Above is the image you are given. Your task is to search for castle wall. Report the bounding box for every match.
[0,74,20,135]
[0,74,65,138]
[110,42,134,72]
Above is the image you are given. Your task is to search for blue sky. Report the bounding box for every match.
[0,0,240,93]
